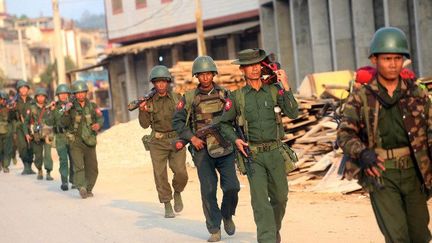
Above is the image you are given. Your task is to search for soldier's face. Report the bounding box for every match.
[58,93,69,102]
[371,54,404,81]
[19,86,29,96]
[240,63,262,81]
[36,95,46,104]
[196,72,214,89]
[75,92,87,102]
[153,80,169,94]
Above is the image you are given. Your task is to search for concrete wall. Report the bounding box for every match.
[259,0,432,90]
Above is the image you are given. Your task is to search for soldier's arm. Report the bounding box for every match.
[172,96,194,141]
[336,89,367,159]
[277,87,299,119]
[220,92,239,144]
[92,103,104,128]
[423,89,432,149]
[138,109,151,129]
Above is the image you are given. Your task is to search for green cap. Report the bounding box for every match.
[149,65,172,82]
[192,56,218,76]
[71,80,88,93]
[369,27,410,58]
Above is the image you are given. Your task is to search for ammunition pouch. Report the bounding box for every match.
[206,135,233,159]
[141,133,154,151]
[80,124,97,147]
[278,142,298,174]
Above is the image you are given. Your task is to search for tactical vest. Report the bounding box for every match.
[71,101,98,147]
[184,88,233,158]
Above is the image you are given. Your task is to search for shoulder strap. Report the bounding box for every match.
[235,88,248,137]
[184,90,196,127]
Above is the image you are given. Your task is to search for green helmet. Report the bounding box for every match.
[16,80,30,90]
[192,56,218,76]
[34,87,48,97]
[149,65,172,82]
[71,80,88,93]
[369,27,410,58]
[56,84,71,95]
[0,92,8,100]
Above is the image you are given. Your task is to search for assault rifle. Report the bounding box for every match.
[233,123,254,177]
[127,88,157,111]
[173,123,230,151]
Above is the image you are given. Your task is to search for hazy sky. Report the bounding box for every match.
[5,0,105,20]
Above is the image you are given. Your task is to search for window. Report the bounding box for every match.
[112,0,123,15]
[136,0,147,9]
[161,0,172,4]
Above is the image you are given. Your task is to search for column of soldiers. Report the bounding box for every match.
[0,80,104,200]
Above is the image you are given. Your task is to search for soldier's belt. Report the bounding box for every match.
[249,141,280,153]
[153,131,178,139]
[383,156,414,169]
[375,146,411,160]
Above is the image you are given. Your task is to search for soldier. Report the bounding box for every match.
[52,84,74,190]
[14,80,35,175]
[61,80,104,199]
[220,48,299,243]
[0,92,13,173]
[8,90,18,166]
[24,87,54,180]
[173,56,240,242]
[337,27,431,243]
[138,65,188,218]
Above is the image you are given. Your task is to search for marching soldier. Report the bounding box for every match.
[220,48,299,243]
[14,80,35,175]
[24,87,54,180]
[138,65,188,218]
[337,27,431,242]
[0,92,13,173]
[52,84,74,190]
[61,80,104,199]
[173,56,240,242]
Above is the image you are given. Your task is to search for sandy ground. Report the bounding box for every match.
[0,120,431,243]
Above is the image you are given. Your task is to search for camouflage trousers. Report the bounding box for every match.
[247,148,288,243]
[148,137,188,203]
[370,167,431,243]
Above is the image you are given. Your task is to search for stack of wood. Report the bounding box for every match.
[170,60,245,94]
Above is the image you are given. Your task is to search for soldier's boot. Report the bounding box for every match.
[207,230,221,242]
[173,191,183,213]
[222,217,236,236]
[79,187,88,199]
[37,170,43,180]
[276,231,281,243]
[46,172,53,181]
[60,183,69,191]
[21,163,29,175]
[3,167,9,173]
[164,202,175,218]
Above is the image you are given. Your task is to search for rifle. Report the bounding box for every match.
[260,53,281,85]
[173,123,230,151]
[233,123,254,177]
[127,88,157,111]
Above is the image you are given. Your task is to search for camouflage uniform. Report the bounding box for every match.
[0,97,13,172]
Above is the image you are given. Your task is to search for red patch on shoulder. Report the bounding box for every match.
[356,66,376,84]
[400,68,416,80]
[176,100,184,111]
[278,89,284,96]
[224,98,232,111]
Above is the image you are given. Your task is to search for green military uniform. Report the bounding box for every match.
[0,93,13,173]
[52,84,74,190]
[337,27,431,243]
[139,90,188,210]
[24,100,54,179]
[220,49,299,243]
[173,56,240,241]
[14,81,35,174]
[61,81,104,198]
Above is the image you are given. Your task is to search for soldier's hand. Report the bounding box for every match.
[360,149,385,177]
[25,134,32,143]
[235,139,249,157]
[139,100,148,112]
[276,70,290,91]
[49,101,56,110]
[91,123,101,132]
[191,136,205,150]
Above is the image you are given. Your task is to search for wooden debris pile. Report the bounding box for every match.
[170,60,245,94]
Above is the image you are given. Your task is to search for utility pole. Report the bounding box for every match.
[194,0,206,56]
[16,24,27,81]
[52,0,66,84]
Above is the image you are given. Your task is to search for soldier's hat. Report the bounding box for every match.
[232,48,267,65]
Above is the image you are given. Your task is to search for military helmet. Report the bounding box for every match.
[192,56,218,76]
[55,84,71,95]
[16,80,30,90]
[149,65,172,82]
[34,87,48,97]
[0,92,8,100]
[71,80,88,93]
[369,27,410,58]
